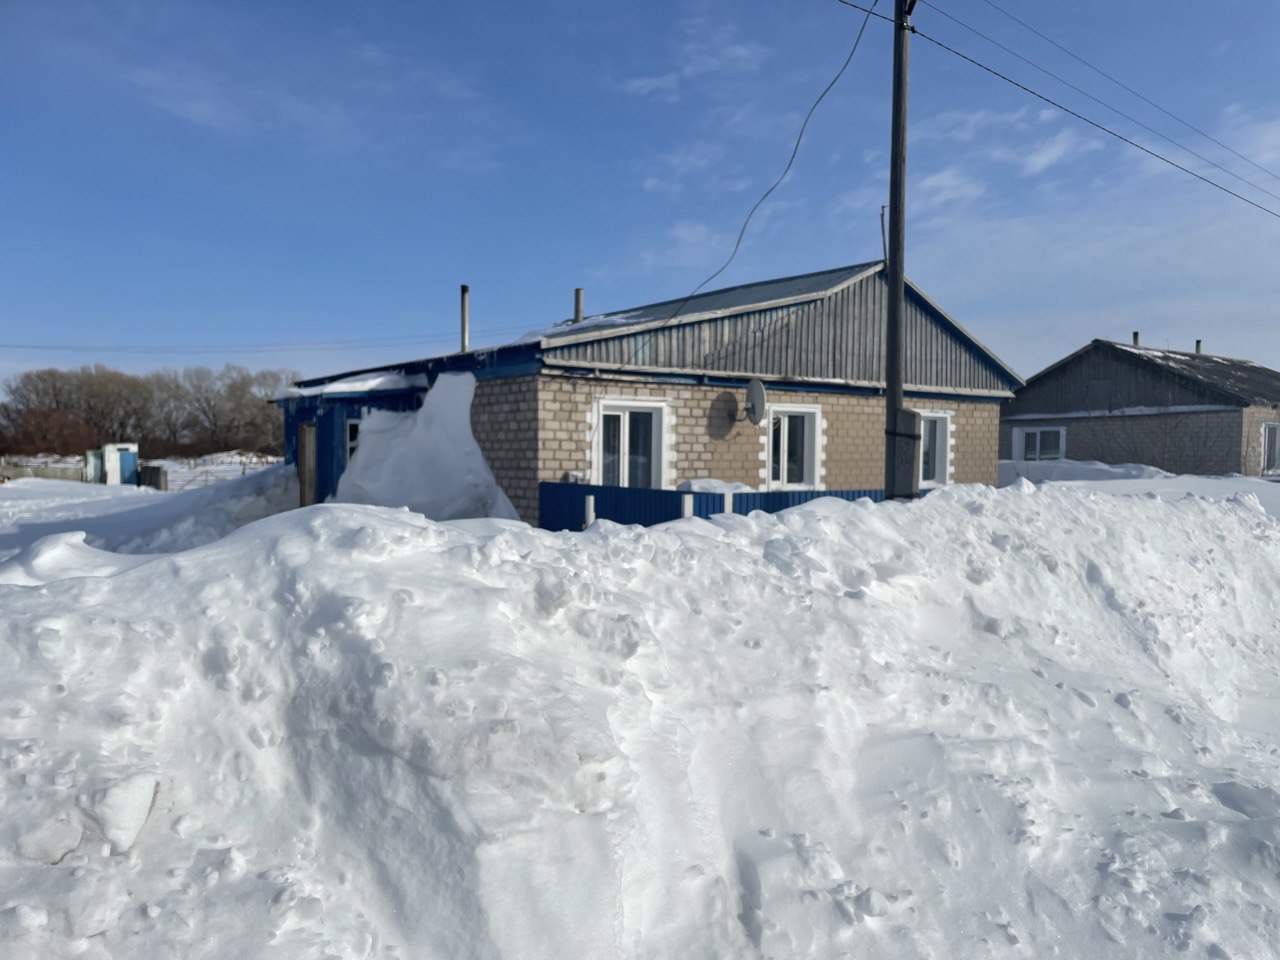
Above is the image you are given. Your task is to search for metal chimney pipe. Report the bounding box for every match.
[460,284,470,353]
[1195,339,1203,354]
[574,287,584,323]
[1132,330,1140,346]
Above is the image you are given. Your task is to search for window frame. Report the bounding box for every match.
[1013,426,1067,462]
[913,408,955,488]
[766,403,822,491]
[1262,421,1280,476]
[591,398,669,489]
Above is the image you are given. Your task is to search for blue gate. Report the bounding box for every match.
[539,482,886,531]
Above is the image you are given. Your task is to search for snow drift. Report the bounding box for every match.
[2,483,1280,958]
[998,457,1173,486]
[0,465,296,560]
[334,373,517,521]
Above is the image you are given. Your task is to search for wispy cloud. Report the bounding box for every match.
[912,108,1030,143]
[912,167,986,212]
[641,141,728,194]
[24,2,517,168]
[1020,128,1104,176]
[619,6,769,102]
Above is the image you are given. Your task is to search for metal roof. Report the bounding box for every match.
[523,261,882,345]
[288,260,1021,396]
[1108,341,1280,406]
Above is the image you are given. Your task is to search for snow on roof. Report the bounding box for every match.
[277,371,429,399]
[1110,341,1280,406]
[518,261,882,344]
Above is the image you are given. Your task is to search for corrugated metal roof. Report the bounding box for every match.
[1109,342,1280,406]
[287,261,1021,396]
[524,262,882,345]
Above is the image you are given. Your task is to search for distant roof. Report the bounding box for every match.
[1108,341,1280,406]
[518,261,882,345]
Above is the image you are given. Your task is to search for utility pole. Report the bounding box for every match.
[884,0,921,500]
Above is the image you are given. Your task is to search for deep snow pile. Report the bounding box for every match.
[335,373,517,521]
[0,465,296,560]
[3,483,1280,958]
[999,458,1172,485]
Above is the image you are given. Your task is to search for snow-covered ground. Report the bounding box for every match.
[3,474,1280,958]
[0,466,296,561]
[146,452,283,492]
[1000,458,1280,517]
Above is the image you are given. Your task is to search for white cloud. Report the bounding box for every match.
[1020,128,1104,176]
[912,167,986,212]
[621,73,681,102]
[641,141,728,194]
[912,108,1028,143]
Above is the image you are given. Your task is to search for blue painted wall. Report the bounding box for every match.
[278,391,422,502]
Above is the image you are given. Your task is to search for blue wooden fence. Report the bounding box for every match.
[539,482,885,531]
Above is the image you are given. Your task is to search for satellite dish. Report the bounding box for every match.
[744,379,767,425]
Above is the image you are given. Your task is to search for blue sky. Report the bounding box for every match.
[2,0,1278,382]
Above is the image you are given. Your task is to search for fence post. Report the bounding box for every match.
[681,493,694,518]
[724,491,735,515]
[583,494,596,530]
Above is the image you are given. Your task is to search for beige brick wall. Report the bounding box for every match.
[531,373,1003,517]
[1241,404,1280,476]
[471,376,540,523]
[950,402,1001,485]
[470,372,1003,525]
[999,409,1244,475]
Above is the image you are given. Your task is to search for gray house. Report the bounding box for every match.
[279,261,1023,526]
[1001,338,1280,476]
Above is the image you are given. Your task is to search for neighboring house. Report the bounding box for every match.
[276,261,1022,526]
[1001,338,1280,476]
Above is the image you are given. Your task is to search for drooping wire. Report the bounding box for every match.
[653,0,881,329]
[970,0,1280,184]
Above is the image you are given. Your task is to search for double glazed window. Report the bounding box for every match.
[920,416,947,485]
[599,403,662,488]
[1263,422,1280,475]
[768,406,819,488]
[1017,427,1065,462]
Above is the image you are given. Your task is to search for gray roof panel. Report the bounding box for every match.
[1110,342,1280,406]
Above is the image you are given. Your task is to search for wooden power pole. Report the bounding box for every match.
[884,0,921,500]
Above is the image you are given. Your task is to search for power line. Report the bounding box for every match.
[970,0,1280,184]
[915,0,1280,206]
[831,0,1280,222]
[906,26,1280,220]
[0,324,538,356]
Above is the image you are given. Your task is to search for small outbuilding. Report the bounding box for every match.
[1001,339,1280,477]
[277,261,1022,526]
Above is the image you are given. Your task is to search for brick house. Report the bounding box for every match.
[277,261,1022,526]
[1000,338,1280,476]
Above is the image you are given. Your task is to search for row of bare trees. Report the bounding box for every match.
[0,364,297,457]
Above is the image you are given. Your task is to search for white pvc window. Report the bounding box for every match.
[596,402,664,488]
[1015,426,1065,462]
[346,419,361,463]
[768,405,820,489]
[920,415,952,486]
[1263,422,1280,475]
